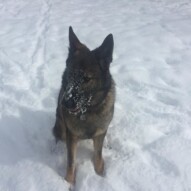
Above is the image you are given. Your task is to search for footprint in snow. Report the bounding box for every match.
[150,151,180,177]
[156,93,180,107]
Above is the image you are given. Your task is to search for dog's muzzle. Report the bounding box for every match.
[61,85,92,116]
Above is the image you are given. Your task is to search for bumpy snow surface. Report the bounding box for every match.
[0,0,191,190]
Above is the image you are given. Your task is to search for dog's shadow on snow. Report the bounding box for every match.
[0,107,62,173]
[0,105,93,177]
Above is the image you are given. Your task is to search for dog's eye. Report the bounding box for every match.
[83,76,91,83]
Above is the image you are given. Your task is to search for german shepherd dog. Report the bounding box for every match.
[53,26,115,185]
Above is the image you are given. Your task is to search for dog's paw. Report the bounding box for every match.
[69,184,75,191]
[65,168,76,186]
[94,158,105,176]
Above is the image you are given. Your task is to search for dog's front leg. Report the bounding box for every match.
[65,128,78,185]
[93,132,106,175]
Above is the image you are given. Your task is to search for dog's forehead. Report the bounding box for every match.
[72,49,99,74]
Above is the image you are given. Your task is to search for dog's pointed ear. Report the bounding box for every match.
[69,26,83,53]
[94,34,114,70]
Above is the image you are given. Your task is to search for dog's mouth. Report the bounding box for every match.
[67,101,90,116]
[61,93,92,116]
[62,98,81,115]
[68,106,81,115]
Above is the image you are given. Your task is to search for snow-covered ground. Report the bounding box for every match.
[0,0,191,190]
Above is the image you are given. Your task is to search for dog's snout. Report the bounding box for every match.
[62,80,82,110]
[64,92,72,101]
[63,97,76,109]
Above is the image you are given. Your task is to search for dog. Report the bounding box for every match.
[53,26,115,185]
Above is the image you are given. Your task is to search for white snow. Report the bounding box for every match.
[0,0,191,190]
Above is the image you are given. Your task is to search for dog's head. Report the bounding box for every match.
[61,26,114,116]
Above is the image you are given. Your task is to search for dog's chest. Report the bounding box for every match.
[64,109,113,139]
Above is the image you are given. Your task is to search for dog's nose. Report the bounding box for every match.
[63,98,76,109]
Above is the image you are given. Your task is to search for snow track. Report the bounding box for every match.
[0,0,191,190]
